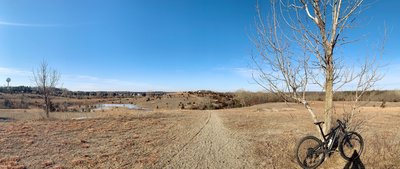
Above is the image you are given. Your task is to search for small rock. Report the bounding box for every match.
[52,165,64,169]
[132,134,140,139]
[25,140,35,145]
[43,160,54,167]
[81,144,90,148]
[10,165,26,169]
[71,158,86,165]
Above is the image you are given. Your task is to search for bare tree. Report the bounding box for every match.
[33,60,61,118]
[6,77,11,88]
[252,0,383,133]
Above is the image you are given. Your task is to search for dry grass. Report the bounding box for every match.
[0,110,209,168]
[0,101,399,168]
[218,102,400,169]
[232,90,400,108]
[0,92,216,111]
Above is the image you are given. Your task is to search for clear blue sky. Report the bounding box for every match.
[0,0,398,91]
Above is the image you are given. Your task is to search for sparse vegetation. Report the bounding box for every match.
[219,102,400,169]
[0,91,399,168]
[32,60,61,118]
[0,90,399,112]
[234,90,283,107]
[232,90,400,107]
[3,99,13,109]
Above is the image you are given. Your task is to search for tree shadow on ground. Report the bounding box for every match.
[0,117,16,122]
[343,150,365,169]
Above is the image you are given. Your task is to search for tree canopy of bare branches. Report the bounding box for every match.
[33,60,61,118]
[252,0,384,133]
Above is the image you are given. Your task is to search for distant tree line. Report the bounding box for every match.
[233,90,400,108]
[0,86,168,98]
[0,86,38,94]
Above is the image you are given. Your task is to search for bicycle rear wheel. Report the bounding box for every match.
[339,131,364,161]
[295,136,325,169]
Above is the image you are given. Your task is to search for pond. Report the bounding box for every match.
[94,104,142,110]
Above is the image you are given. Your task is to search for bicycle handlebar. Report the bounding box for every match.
[337,119,346,129]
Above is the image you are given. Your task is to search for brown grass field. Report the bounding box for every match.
[0,100,399,168]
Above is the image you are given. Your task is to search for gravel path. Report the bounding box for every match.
[163,111,253,169]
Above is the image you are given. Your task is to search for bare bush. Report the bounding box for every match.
[234,90,283,107]
[32,60,61,118]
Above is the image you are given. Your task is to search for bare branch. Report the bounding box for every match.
[251,0,382,134]
[32,59,61,118]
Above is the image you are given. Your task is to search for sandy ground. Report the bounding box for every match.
[164,111,253,169]
[1,102,399,168]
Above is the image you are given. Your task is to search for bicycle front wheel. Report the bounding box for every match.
[295,136,325,169]
[339,131,364,161]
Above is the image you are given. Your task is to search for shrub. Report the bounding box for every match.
[234,90,283,107]
[3,99,13,109]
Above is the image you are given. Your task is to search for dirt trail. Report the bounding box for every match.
[163,111,253,169]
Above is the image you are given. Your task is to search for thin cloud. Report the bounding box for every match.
[0,67,31,76]
[214,67,260,79]
[76,75,99,81]
[233,68,257,78]
[0,20,62,27]
[63,74,170,91]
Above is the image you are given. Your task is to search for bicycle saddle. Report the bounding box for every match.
[314,121,325,125]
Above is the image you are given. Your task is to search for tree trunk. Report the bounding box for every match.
[324,49,334,133]
[44,92,50,118]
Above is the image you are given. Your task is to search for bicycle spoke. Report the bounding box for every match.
[339,132,364,161]
[296,136,325,168]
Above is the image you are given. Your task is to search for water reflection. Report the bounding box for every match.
[95,104,141,110]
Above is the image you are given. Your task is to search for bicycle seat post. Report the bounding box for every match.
[314,121,326,141]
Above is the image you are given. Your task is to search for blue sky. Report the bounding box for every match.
[0,0,398,91]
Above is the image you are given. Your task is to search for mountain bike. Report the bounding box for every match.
[295,119,364,169]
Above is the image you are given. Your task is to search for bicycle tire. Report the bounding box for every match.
[295,135,325,169]
[339,131,364,161]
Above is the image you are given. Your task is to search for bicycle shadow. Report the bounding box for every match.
[343,150,365,169]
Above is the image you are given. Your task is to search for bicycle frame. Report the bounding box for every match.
[315,120,346,153]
